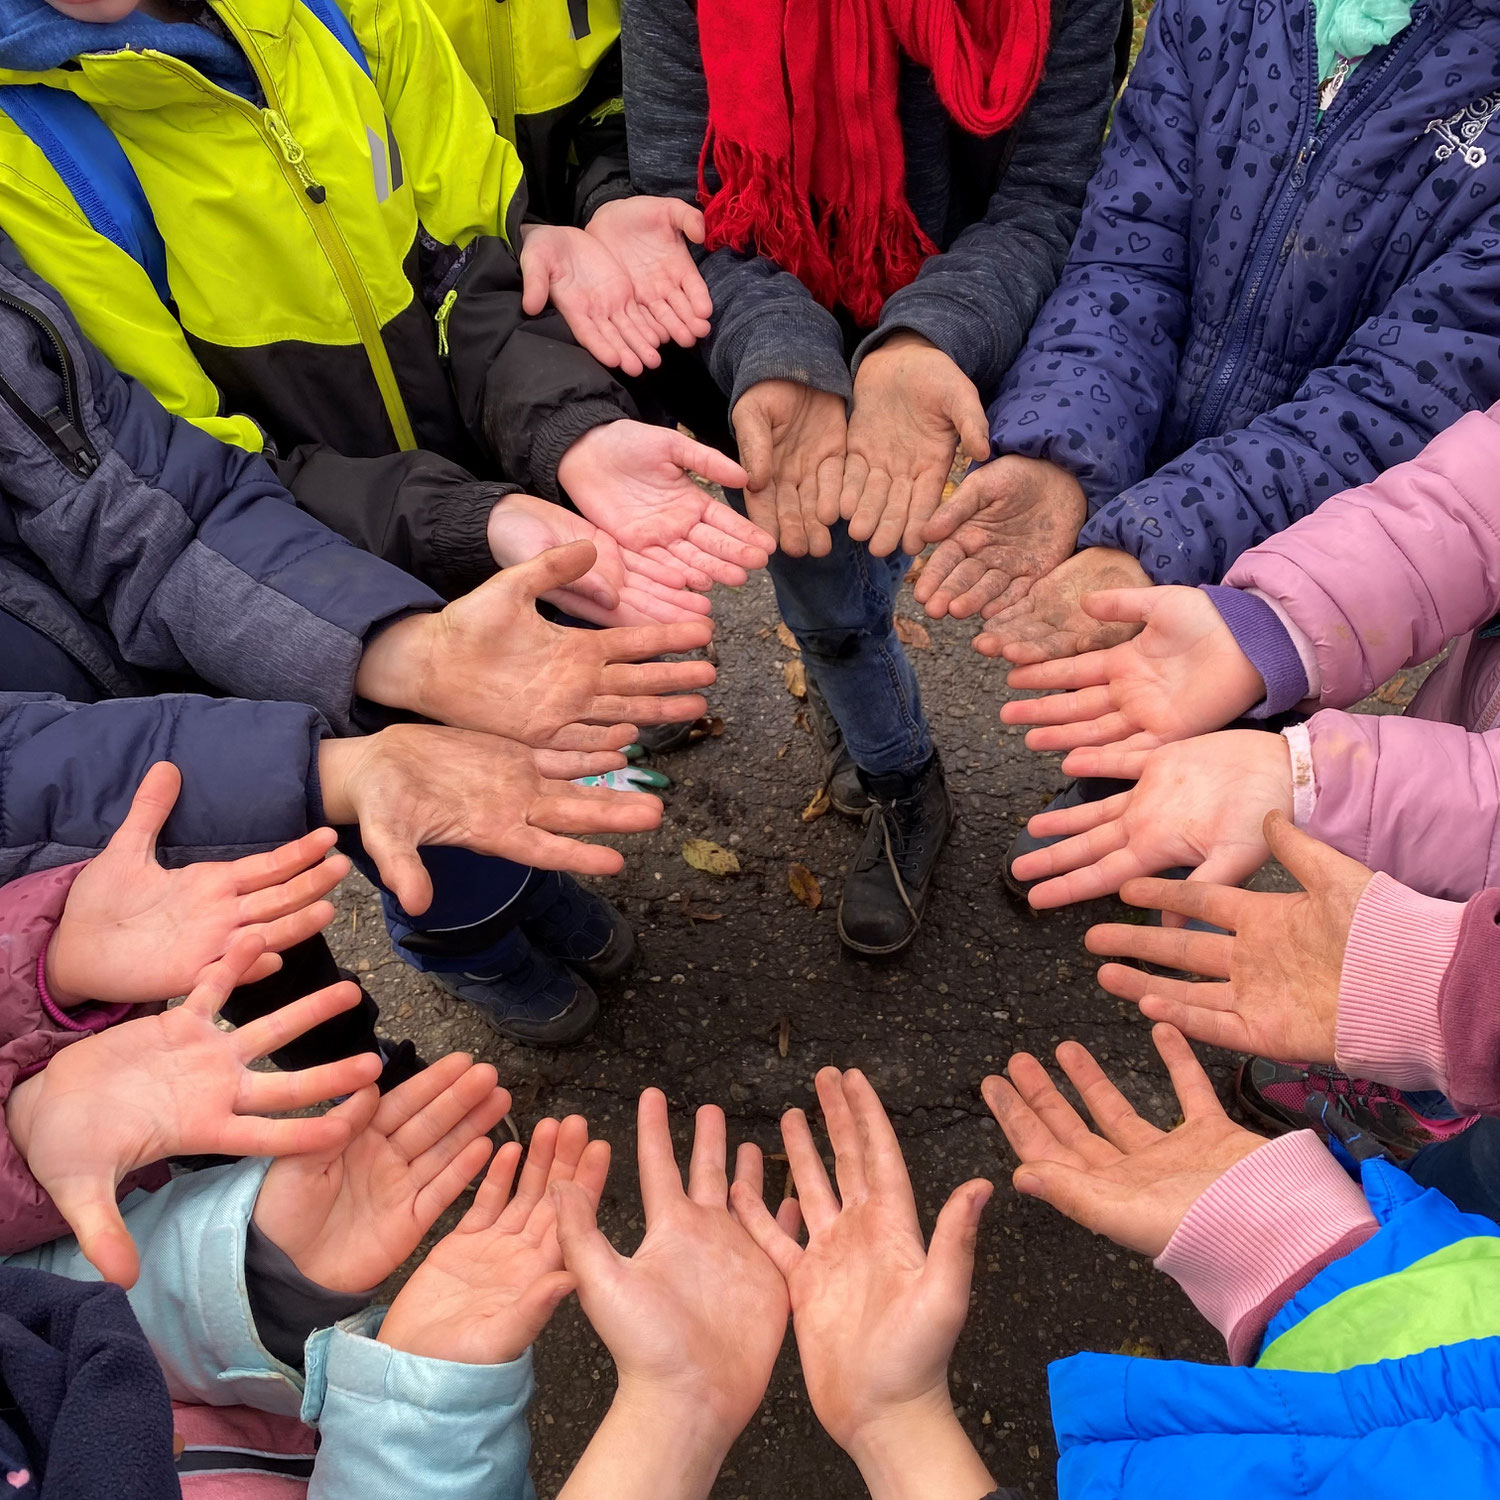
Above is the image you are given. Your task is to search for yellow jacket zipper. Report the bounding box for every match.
[167,28,419,452]
[435,287,458,358]
[484,0,517,141]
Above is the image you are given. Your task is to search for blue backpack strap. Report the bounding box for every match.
[0,85,172,307]
[297,0,372,77]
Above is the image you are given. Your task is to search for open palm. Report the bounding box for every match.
[47,762,346,1005]
[379,1115,610,1364]
[6,934,381,1287]
[586,197,713,347]
[252,1051,510,1293]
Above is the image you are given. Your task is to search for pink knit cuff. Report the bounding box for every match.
[1336,872,1462,1095]
[1248,588,1323,701]
[1154,1131,1377,1364]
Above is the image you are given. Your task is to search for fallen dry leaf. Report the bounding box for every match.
[1116,1335,1161,1360]
[776,622,801,653]
[894,614,932,649]
[776,741,791,760]
[684,905,724,923]
[687,715,726,742]
[794,709,811,735]
[783,658,807,699]
[681,838,741,876]
[788,862,822,910]
[801,786,831,823]
[1375,672,1411,705]
[776,1014,792,1058]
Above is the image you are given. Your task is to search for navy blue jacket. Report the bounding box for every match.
[986,0,1500,583]
[0,233,441,878]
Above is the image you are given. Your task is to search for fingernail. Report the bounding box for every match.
[1014,1172,1041,1196]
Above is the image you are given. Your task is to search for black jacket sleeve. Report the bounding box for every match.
[442,237,637,501]
[271,444,511,600]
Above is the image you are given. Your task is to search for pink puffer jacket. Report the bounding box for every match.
[1226,402,1500,899]
[0,863,167,1253]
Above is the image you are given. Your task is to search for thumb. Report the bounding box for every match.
[1161,846,1258,929]
[520,236,552,316]
[671,431,749,491]
[181,931,269,1019]
[668,200,707,245]
[924,1178,993,1302]
[508,1269,578,1347]
[946,385,991,467]
[551,1180,621,1292]
[1080,587,1161,627]
[507,540,599,603]
[106,761,182,862]
[1011,1159,1113,1239]
[361,821,434,917]
[55,1184,141,1289]
[732,402,773,492]
[1264,809,1366,894]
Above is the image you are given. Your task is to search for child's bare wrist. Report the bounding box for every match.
[844,1392,995,1500]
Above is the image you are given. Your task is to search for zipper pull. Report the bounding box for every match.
[435,288,458,358]
[43,407,97,477]
[1291,133,1320,188]
[263,109,327,204]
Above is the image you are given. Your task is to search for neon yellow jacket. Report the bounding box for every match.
[423,0,627,224]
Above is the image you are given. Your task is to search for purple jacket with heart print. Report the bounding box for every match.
[986,0,1500,583]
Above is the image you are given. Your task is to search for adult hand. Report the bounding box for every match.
[554,1090,789,1500]
[975,547,1152,663]
[519,223,662,376]
[1085,812,1374,1063]
[841,333,989,559]
[1001,585,1266,751]
[585,197,713,347]
[353,540,717,751]
[5,934,381,1287]
[984,1024,1267,1257]
[251,1051,509,1293]
[487,492,712,627]
[732,1068,995,1500]
[46,762,346,1006]
[379,1115,611,1363]
[731,380,847,559]
[556,421,772,589]
[1012,730,1294,909]
[914,455,1087,620]
[317,725,664,914]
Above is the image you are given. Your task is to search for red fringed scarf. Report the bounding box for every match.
[698,0,1051,326]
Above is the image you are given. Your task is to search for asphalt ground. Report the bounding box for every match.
[337,563,1423,1497]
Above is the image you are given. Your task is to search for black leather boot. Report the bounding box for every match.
[837,753,954,955]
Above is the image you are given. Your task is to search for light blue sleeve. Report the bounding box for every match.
[302,1308,538,1500]
[1,1158,305,1414]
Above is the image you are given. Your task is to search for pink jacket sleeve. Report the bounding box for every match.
[1225,404,1500,708]
[1299,712,1500,899]
[0,863,167,1255]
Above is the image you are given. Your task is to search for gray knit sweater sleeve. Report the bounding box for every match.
[620,0,852,411]
[856,0,1128,397]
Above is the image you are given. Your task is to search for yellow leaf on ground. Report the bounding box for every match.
[776,622,801,653]
[894,614,932,649]
[784,659,807,699]
[788,862,822,910]
[801,786,831,823]
[682,838,741,876]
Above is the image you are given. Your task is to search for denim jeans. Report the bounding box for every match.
[1405,1117,1500,1223]
[759,515,933,779]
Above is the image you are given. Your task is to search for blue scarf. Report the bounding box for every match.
[0,0,256,98]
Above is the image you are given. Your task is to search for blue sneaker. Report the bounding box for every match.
[519,871,637,983]
[430,927,600,1048]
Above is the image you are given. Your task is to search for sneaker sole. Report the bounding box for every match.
[428,973,602,1049]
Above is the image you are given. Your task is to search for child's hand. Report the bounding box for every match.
[731,1069,995,1499]
[379,1114,610,1364]
[1000,585,1267,752]
[554,1091,789,1498]
[585,196,713,349]
[251,1052,510,1293]
[984,1024,1267,1257]
[5,933,380,1288]
[47,762,347,1007]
